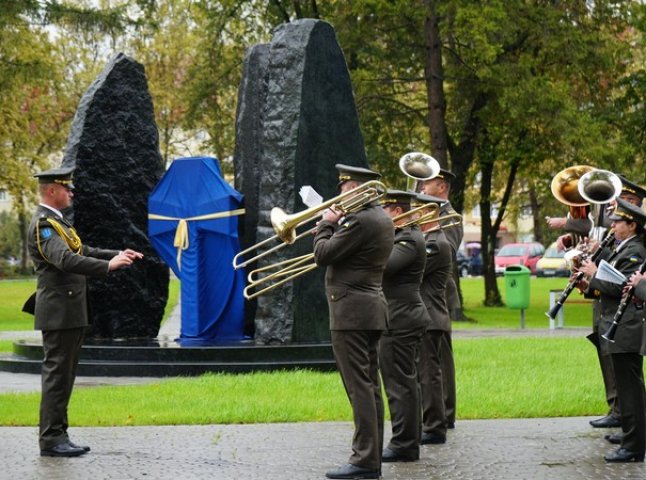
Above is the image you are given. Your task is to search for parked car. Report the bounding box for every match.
[456,250,470,277]
[494,242,545,275]
[535,242,570,277]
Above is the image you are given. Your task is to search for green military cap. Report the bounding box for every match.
[412,193,446,208]
[608,197,646,227]
[618,174,646,201]
[335,164,381,187]
[34,166,75,189]
[380,189,416,207]
[435,168,456,183]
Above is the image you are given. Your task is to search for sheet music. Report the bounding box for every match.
[299,186,323,208]
[596,259,626,285]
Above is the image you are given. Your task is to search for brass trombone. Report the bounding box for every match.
[236,180,388,299]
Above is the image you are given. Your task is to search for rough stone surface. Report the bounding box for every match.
[234,19,369,344]
[3,418,646,479]
[61,52,169,339]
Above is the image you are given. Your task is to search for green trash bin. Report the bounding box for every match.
[504,265,531,309]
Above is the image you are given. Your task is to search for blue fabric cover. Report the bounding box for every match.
[148,157,245,343]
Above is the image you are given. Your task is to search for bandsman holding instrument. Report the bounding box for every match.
[414,193,456,445]
[314,165,394,480]
[419,168,462,429]
[577,198,646,463]
[378,190,430,462]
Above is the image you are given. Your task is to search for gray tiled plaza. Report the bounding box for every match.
[2,418,646,479]
[1,307,640,479]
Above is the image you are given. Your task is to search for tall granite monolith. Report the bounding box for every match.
[234,20,369,344]
[61,53,169,339]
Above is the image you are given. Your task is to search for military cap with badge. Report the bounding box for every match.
[608,197,646,229]
[33,165,76,190]
[335,164,382,187]
[617,175,646,205]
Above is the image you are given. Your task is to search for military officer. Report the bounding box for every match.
[378,190,430,462]
[578,198,646,462]
[314,164,394,480]
[419,169,462,429]
[28,166,143,457]
[414,193,453,445]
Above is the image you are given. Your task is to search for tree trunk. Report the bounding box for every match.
[529,185,544,245]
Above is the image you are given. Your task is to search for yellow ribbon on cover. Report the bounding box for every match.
[148,209,245,270]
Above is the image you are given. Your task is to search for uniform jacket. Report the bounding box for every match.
[634,278,646,356]
[381,226,430,331]
[588,235,646,354]
[28,205,119,331]
[439,202,462,255]
[313,202,394,331]
[420,229,451,332]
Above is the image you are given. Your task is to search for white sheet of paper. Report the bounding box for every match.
[299,186,323,208]
[596,259,627,285]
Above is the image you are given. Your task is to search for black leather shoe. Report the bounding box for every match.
[447,422,455,429]
[325,463,380,479]
[382,447,418,462]
[604,448,645,463]
[590,414,621,428]
[604,433,623,445]
[68,441,91,452]
[40,441,87,457]
[420,432,446,445]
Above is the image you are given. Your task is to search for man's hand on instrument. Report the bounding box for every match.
[546,217,567,230]
[577,259,597,278]
[627,271,645,289]
[321,206,343,224]
[556,234,572,252]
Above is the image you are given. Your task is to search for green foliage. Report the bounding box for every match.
[0,211,21,259]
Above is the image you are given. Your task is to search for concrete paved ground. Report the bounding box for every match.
[2,418,645,480]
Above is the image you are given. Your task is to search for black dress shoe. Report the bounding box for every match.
[589,414,621,428]
[604,433,623,445]
[447,422,455,429]
[382,447,418,462]
[325,463,380,479]
[68,441,91,452]
[604,447,645,463]
[40,441,87,457]
[420,432,446,445]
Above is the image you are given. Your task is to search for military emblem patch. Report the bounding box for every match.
[629,255,640,263]
[39,228,53,240]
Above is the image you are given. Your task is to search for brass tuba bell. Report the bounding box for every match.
[399,152,440,192]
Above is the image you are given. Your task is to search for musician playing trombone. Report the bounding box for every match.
[378,190,430,463]
[576,198,646,463]
[415,193,454,446]
[314,164,394,480]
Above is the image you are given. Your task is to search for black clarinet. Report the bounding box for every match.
[545,232,615,321]
[602,259,646,342]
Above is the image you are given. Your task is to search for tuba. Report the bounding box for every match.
[399,152,440,192]
[550,165,594,246]
[577,169,622,241]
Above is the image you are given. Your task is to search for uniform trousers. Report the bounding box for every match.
[418,330,447,436]
[39,327,85,450]
[611,353,646,453]
[592,300,620,417]
[440,331,456,425]
[378,327,425,457]
[331,330,384,470]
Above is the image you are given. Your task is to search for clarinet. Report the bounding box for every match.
[602,259,646,342]
[545,232,615,321]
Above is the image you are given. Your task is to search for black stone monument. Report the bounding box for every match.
[234,19,369,344]
[61,52,169,339]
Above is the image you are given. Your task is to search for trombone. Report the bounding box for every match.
[236,180,388,299]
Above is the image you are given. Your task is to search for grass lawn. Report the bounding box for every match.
[0,336,606,426]
[457,276,592,329]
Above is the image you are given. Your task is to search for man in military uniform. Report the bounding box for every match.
[378,190,430,462]
[27,166,143,457]
[420,169,462,429]
[414,193,453,445]
[314,165,394,480]
[578,198,646,462]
